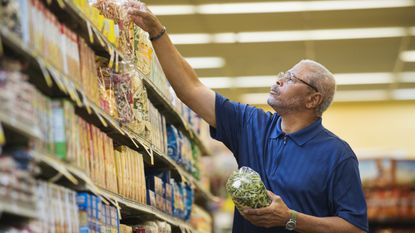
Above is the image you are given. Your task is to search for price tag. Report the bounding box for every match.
[94,28,106,47]
[36,58,53,88]
[92,106,108,127]
[48,66,68,94]
[86,22,94,43]
[81,94,92,115]
[56,0,65,8]
[108,45,115,68]
[115,51,119,72]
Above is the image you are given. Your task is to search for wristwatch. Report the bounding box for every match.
[285,210,297,231]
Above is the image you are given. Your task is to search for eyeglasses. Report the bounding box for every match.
[276,72,319,92]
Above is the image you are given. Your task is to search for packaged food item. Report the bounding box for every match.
[133,221,159,233]
[134,27,153,77]
[190,205,213,233]
[96,58,118,117]
[167,124,180,162]
[226,166,271,211]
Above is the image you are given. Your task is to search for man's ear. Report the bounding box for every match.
[306,92,323,109]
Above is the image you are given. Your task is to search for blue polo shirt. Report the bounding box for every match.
[210,93,368,233]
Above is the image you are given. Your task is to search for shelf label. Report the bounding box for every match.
[108,118,125,135]
[86,22,94,43]
[108,45,115,68]
[82,94,93,115]
[48,66,68,94]
[64,79,80,106]
[92,106,108,127]
[125,130,140,149]
[0,123,5,146]
[94,28,106,47]
[115,51,119,72]
[56,0,65,8]
[36,58,53,88]
[35,152,79,185]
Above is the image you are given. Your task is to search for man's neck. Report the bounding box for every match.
[280,112,319,134]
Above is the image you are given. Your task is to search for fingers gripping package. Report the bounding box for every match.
[226,167,271,211]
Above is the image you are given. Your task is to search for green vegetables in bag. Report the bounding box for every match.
[226,166,272,211]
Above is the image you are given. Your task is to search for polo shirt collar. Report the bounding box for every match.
[270,116,323,146]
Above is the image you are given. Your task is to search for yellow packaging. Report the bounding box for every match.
[107,20,116,45]
[0,123,5,146]
[91,8,100,28]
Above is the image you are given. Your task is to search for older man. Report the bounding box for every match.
[128,3,368,233]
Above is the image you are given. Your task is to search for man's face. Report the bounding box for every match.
[267,63,313,114]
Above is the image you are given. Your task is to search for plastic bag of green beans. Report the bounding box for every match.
[226,166,272,211]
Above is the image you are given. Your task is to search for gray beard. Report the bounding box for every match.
[267,95,305,115]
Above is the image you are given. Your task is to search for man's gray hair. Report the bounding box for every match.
[300,59,336,116]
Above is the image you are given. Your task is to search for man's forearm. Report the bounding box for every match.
[151,33,200,102]
[295,213,365,233]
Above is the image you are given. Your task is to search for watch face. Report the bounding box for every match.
[286,220,296,230]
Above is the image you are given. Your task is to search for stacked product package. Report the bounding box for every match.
[133,221,172,233]
[167,124,196,175]
[146,173,194,220]
[91,0,154,76]
[72,0,119,46]
[78,38,100,105]
[0,149,37,216]
[114,146,147,204]
[150,53,171,101]
[96,59,151,139]
[77,192,119,233]
[36,182,80,233]
[0,60,54,154]
[148,100,167,154]
[190,205,213,233]
[51,100,118,193]
[2,0,81,80]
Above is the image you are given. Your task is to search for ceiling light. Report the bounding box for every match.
[149,0,415,15]
[393,89,415,100]
[240,93,270,104]
[185,57,225,69]
[235,76,276,88]
[334,90,389,102]
[199,77,232,89]
[169,34,211,44]
[170,27,411,44]
[335,73,393,85]
[399,72,415,82]
[400,50,415,62]
[200,76,276,89]
[148,5,196,15]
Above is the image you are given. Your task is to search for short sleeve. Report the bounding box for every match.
[210,93,256,155]
[329,157,368,232]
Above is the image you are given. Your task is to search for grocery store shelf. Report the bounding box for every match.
[0,26,153,163]
[143,77,212,156]
[1,26,215,205]
[152,147,219,204]
[0,200,38,220]
[39,0,211,156]
[97,188,199,233]
[0,111,43,140]
[31,151,200,232]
